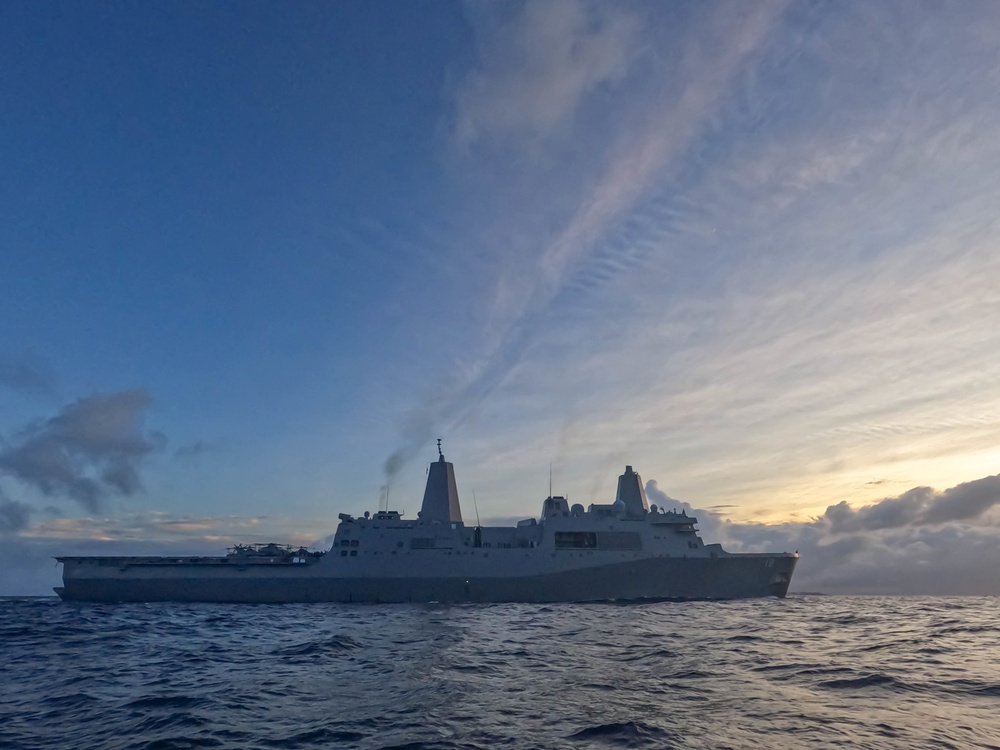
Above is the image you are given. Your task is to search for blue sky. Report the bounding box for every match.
[2,1,1000,594]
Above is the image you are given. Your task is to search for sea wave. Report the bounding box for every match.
[2,596,999,749]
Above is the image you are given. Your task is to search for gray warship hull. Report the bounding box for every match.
[56,453,799,603]
[56,553,796,603]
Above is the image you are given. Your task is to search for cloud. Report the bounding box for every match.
[532,2,791,289]
[644,478,680,509]
[0,390,162,512]
[822,489,929,534]
[822,475,1000,533]
[921,475,1000,525]
[383,2,793,478]
[647,471,1000,595]
[646,478,725,542]
[0,492,33,535]
[453,0,644,147]
[416,1,1000,525]
[730,519,1000,596]
[0,351,56,397]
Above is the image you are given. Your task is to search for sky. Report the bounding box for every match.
[2,0,999,596]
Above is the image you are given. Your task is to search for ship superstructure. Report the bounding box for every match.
[56,444,797,603]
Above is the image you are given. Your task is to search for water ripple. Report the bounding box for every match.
[1,596,999,749]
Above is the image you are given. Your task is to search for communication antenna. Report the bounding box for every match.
[549,462,552,498]
[472,489,483,549]
[437,438,443,459]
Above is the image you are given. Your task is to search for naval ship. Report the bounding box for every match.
[56,444,797,603]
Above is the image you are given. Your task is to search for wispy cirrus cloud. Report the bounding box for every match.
[452,0,645,148]
[459,1,793,335]
[427,1,1000,521]
[378,2,794,478]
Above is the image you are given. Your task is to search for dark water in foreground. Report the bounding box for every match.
[1,596,998,750]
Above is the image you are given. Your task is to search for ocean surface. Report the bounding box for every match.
[1,596,998,750]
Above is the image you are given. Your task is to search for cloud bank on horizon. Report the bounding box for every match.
[646,473,1000,595]
[1,1,999,594]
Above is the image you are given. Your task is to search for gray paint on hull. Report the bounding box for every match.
[56,555,796,603]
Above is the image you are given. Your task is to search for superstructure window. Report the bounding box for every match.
[555,532,597,549]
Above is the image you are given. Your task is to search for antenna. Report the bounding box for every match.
[437,438,443,459]
[549,462,552,499]
[472,490,483,549]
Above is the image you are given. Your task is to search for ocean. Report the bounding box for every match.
[1,595,997,750]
